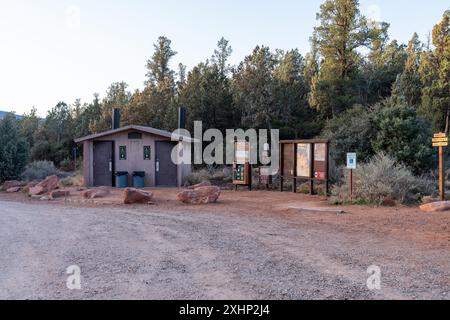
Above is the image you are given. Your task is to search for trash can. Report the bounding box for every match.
[133,171,146,188]
[115,172,129,188]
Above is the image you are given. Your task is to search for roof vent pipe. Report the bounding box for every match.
[112,109,121,130]
[178,107,186,130]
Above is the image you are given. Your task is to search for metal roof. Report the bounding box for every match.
[74,125,195,143]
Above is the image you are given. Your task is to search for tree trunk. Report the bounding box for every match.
[445,106,450,135]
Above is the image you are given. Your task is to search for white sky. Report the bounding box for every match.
[0,0,448,117]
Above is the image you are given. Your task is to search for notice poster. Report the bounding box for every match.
[235,141,249,165]
[297,143,311,178]
[314,144,326,162]
[314,143,327,181]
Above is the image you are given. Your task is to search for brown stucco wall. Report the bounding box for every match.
[82,141,90,187]
[82,129,191,188]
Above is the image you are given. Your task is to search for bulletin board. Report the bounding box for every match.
[280,140,330,195]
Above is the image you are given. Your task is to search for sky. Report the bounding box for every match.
[0,0,448,117]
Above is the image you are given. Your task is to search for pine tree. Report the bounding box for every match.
[0,113,29,182]
[91,82,131,132]
[309,0,371,116]
[138,36,178,130]
[20,107,40,148]
[419,11,450,133]
[273,49,318,138]
[232,46,277,129]
[392,33,423,107]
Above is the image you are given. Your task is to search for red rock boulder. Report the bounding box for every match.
[123,188,154,204]
[177,186,221,205]
[420,201,450,213]
[22,181,40,193]
[82,187,111,200]
[49,190,70,200]
[29,175,59,196]
[188,181,211,190]
[6,187,21,193]
[1,181,24,191]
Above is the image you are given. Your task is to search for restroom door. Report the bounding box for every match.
[93,141,114,187]
[155,141,178,187]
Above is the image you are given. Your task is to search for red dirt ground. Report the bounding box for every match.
[1,188,449,250]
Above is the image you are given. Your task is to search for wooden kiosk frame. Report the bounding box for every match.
[279,139,330,195]
[233,140,252,191]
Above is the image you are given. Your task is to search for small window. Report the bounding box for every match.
[119,146,127,160]
[144,146,151,160]
[128,132,142,140]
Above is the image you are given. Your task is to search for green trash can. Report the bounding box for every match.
[115,171,129,188]
[133,171,146,189]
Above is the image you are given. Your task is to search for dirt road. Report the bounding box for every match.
[0,191,448,300]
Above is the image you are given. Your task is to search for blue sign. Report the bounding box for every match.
[347,153,357,169]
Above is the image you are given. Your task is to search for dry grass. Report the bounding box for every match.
[60,174,85,188]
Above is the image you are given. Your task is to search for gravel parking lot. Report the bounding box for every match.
[0,190,448,300]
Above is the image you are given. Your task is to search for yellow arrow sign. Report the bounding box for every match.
[433,138,449,143]
[433,142,449,147]
[434,133,447,138]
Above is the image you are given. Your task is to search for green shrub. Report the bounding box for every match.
[331,153,434,205]
[59,158,75,172]
[22,161,69,181]
[321,104,378,182]
[321,105,377,164]
[373,104,434,174]
[0,113,29,182]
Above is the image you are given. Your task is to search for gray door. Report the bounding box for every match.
[93,141,114,187]
[155,141,178,187]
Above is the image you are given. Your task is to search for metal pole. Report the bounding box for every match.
[350,169,353,201]
[73,147,77,171]
[440,146,445,201]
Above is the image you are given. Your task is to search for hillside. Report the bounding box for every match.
[0,111,23,120]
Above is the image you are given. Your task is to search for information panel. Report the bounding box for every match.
[235,141,249,165]
[297,143,311,178]
[233,141,252,188]
[313,143,327,181]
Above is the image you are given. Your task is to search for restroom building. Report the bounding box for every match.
[75,112,192,188]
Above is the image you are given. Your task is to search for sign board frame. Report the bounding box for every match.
[233,141,252,190]
[433,133,448,201]
[280,139,330,196]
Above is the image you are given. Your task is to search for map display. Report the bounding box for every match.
[297,143,311,178]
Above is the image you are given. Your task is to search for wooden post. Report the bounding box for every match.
[248,163,252,191]
[325,142,330,196]
[293,143,297,193]
[309,143,315,195]
[433,133,448,200]
[439,146,445,201]
[280,143,284,192]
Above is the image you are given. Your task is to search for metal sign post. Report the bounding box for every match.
[432,133,448,201]
[347,153,357,201]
